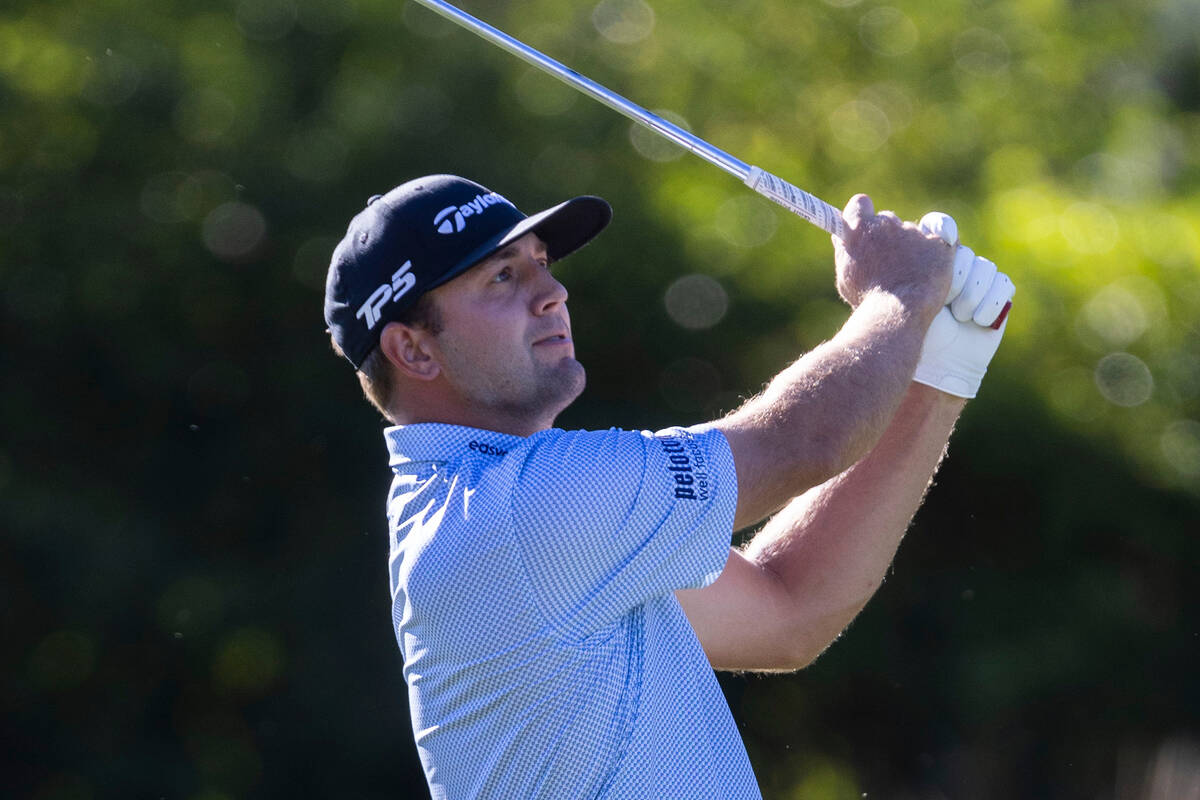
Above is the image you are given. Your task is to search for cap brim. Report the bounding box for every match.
[428,195,612,293]
[500,195,612,261]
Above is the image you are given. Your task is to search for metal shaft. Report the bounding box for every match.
[410,0,750,179]
[408,0,845,238]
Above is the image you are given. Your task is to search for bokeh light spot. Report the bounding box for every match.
[830,100,891,152]
[174,89,238,146]
[1078,284,1148,350]
[158,576,228,638]
[793,756,861,798]
[859,8,918,57]
[178,171,239,221]
[592,0,656,44]
[630,110,690,162]
[236,0,298,42]
[954,28,1010,76]
[81,50,141,106]
[140,169,234,234]
[664,274,729,330]
[1161,420,1200,478]
[202,202,267,261]
[1165,351,1200,402]
[1094,352,1153,407]
[1073,151,1155,203]
[9,28,85,98]
[860,82,913,132]
[715,195,779,248]
[213,628,284,695]
[1060,201,1119,254]
[991,185,1060,244]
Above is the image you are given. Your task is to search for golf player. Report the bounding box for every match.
[324,174,1013,798]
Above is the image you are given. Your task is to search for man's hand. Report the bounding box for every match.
[914,213,1016,398]
[833,195,954,323]
[715,195,966,531]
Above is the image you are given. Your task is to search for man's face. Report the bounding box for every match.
[423,232,585,432]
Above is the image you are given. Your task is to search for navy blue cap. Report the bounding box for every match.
[325,174,612,369]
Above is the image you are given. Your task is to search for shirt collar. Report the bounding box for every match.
[383,422,529,468]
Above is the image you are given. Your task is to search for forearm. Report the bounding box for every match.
[717,290,937,529]
[742,382,965,667]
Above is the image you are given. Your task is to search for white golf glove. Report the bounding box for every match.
[913,212,1015,399]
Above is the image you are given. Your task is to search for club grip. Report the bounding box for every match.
[745,166,845,240]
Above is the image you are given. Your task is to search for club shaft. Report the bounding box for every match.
[411,0,750,180]
[410,0,845,239]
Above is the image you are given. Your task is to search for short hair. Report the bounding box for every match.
[331,291,443,423]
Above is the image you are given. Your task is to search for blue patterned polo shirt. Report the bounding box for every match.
[382,422,761,799]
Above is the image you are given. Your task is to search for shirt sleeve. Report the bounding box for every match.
[508,424,737,639]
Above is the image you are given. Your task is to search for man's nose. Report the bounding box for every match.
[532,261,568,312]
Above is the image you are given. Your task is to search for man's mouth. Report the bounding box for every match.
[533,333,571,346]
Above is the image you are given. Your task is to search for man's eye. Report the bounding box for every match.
[492,267,512,283]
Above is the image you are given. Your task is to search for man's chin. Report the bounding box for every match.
[542,359,586,414]
[557,359,586,401]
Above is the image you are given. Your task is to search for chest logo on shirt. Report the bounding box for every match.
[658,435,710,501]
[468,440,509,457]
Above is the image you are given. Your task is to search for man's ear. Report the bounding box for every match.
[379,321,441,381]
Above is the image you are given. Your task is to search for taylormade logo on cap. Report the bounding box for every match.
[433,192,513,234]
[356,261,415,330]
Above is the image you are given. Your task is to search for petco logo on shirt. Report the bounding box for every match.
[356,261,415,330]
[433,192,513,234]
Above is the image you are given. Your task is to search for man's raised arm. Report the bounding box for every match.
[712,194,953,530]
[683,206,1013,671]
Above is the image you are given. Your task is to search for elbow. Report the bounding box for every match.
[780,623,842,671]
[778,589,879,671]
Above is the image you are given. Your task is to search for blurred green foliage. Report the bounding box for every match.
[2,0,1197,797]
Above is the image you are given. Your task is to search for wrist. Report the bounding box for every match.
[908,380,970,409]
[856,287,943,331]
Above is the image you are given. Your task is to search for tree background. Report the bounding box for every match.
[3,0,1198,797]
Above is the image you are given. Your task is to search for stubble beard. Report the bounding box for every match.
[461,354,586,433]
[513,356,586,428]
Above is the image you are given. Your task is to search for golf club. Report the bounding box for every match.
[408,0,846,240]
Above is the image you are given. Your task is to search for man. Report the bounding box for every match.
[324,174,1013,798]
